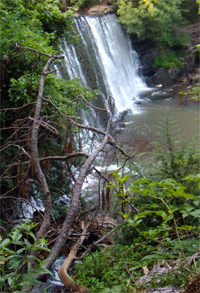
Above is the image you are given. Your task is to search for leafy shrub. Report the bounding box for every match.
[0,221,51,292]
[74,160,200,290]
[153,51,184,69]
[179,83,200,102]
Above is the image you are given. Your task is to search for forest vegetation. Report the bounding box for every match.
[0,0,200,292]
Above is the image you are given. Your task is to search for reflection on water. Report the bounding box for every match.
[116,98,200,147]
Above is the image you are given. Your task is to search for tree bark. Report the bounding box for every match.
[31,55,62,239]
[44,103,112,269]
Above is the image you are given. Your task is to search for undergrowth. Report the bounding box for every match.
[74,121,200,292]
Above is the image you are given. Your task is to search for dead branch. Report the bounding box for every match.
[0,196,44,219]
[0,161,30,181]
[0,143,31,158]
[94,222,124,246]
[30,54,63,239]
[0,126,30,131]
[70,119,131,158]
[58,222,91,292]
[29,117,58,136]
[0,180,25,198]
[43,96,112,270]
[79,94,107,112]
[15,44,63,59]
[43,97,81,121]
[40,152,89,162]
[0,102,36,112]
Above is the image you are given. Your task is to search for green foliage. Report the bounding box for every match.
[0,0,77,95]
[0,7,53,59]
[0,0,76,52]
[197,0,200,13]
[153,50,184,69]
[74,128,200,291]
[0,221,51,292]
[8,73,98,114]
[117,0,189,47]
[74,220,199,291]
[74,244,139,292]
[179,83,200,101]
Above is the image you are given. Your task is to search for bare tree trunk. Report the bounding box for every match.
[44,103,112,269]
[31,55,62,239]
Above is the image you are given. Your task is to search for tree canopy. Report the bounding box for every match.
[117,0,198,47]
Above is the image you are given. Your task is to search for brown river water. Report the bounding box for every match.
[114,95,200,152]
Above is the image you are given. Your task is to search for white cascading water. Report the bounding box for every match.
[76,14,148,112]
[60,41,88,86]
[59,14,149,113]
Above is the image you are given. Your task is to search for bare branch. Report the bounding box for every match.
[43,97,81,120]
[15,44,64,59]
[0,102,36,112]
[30,54,63,239]
[40,152,89,162]
[0,143,31,158]
[29,117,58,136]
[70,119,131,158]
[79,94,107,112]
[43,96,113,269]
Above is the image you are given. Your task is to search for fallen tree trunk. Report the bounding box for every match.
[58,222,90,292]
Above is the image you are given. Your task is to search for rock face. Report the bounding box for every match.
[77,0,114,16]
[132,21,200,88]
[130,37,158,78]
[88,4,113,15]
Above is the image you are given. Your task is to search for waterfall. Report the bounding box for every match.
[59,41,88,86]
[59,14,149,113]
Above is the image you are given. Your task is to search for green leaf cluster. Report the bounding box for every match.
[0,221,51,292]
[0,0,76,54]
[153,50,185,69]
[179,83,200,101]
